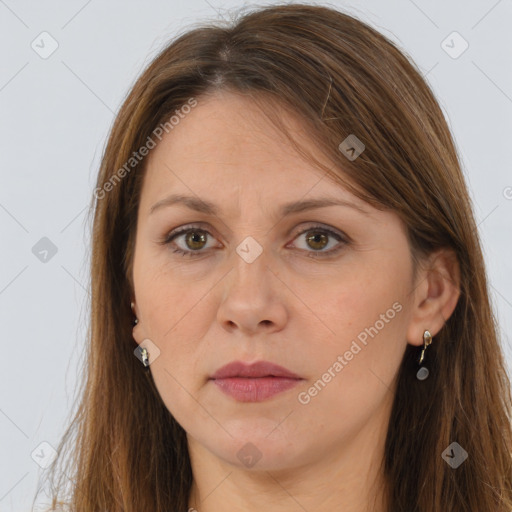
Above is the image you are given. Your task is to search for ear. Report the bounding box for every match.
[406,248,461,346]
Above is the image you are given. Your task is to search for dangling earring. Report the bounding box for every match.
[134,345,150,371]
[416,330,432,381]
[131,302,149,371]
[140,347,150,368]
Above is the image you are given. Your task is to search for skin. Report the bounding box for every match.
[131,89,460,512]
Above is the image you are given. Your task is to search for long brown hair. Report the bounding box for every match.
[36,3,512,511]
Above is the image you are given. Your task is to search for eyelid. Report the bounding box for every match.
[163,222,218,244]
[288,222,349,242]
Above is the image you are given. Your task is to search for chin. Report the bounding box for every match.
[206,430,306,471]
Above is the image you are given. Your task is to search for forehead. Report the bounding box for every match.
[140,91,365,215]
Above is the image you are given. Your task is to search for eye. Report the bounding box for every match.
[161,224,218,258]
[160,223,349,259]
[287,224,348,257]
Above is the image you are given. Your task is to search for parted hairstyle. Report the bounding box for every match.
[37,3,512,511]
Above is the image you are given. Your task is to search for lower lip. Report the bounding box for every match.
[211,377,302,402]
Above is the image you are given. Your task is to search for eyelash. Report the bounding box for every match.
[160,223,349,259]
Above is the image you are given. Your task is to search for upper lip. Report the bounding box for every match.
[210,360,302,379]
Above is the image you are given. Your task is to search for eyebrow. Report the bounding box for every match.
[149,193,370,217]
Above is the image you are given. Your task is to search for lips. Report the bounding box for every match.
[210,360,301,380]
[209,360,303,402]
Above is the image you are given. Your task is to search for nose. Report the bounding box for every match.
[216,245,288,336]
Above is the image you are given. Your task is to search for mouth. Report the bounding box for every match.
[209,360,304,402]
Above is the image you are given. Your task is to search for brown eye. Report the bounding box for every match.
[290,225,347,257]
[305,230,329,251]
[183,230,208,251]
[163,227,216,258]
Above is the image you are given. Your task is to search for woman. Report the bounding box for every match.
[38,3,512,511]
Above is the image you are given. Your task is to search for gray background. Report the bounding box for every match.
[1,0,511,510]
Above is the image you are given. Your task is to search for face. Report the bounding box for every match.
[131,90,417,472]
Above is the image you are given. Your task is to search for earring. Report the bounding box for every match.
[140,347,150,368]
[134,345,150,370]
[130,301,138,325]
[416,330,432,381]
[131,303,148,371]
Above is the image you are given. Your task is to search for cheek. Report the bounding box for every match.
[150,361,206,435]
[295,286,407,435]
[305,261,409,385]
[133,268,201,378]
[142,290,209,422]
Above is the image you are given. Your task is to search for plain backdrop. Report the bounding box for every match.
[0,0,511,510]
